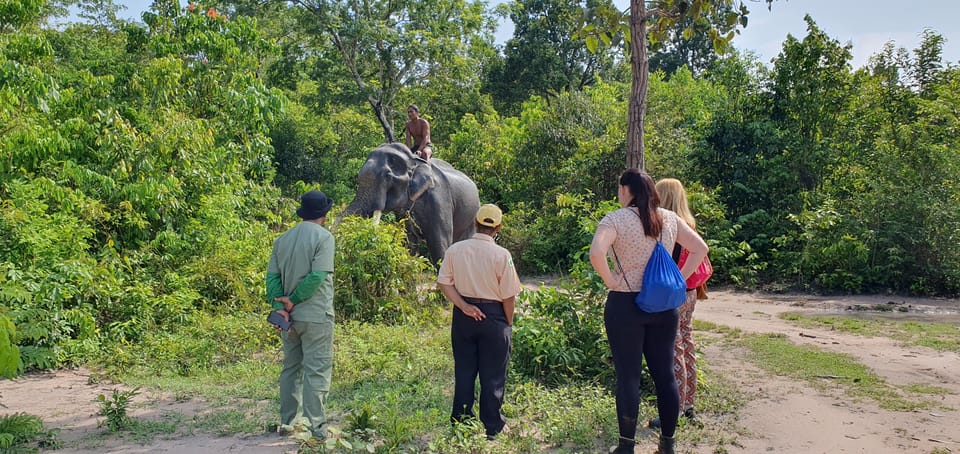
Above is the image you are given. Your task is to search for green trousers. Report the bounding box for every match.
[280,317,334,437]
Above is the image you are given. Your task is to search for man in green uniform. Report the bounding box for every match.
[266,190,336,439]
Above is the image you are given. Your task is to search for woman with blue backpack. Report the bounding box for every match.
[589,169,709,454]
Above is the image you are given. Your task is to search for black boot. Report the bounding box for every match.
[609,436,635,454]
[654,435,675,454]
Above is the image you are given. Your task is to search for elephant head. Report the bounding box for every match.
[342,142,480,264]
[342,143,435,221]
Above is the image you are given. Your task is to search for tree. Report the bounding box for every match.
[582,0,773,170]
[1,0,285,371]
[289,0,495,143]
[648,2,739,77]
[767,15,853,193]
[485,0,623,116]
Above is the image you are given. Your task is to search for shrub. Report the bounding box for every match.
[333,217,434,324]
[0,413,60,451]
[0,311,20,378]
[512,272,610,386]
[500,193,618,275]
[97,388,141,432]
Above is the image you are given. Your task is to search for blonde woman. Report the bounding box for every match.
[653,178,702,428]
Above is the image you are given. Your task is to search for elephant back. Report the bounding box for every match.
[427,158,468,179]
[433,159,479,242]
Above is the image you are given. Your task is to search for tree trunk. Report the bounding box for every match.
[627,0,648,171]
[369,98,396,143]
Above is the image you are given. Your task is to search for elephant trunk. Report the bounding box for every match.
[341,189,385,222]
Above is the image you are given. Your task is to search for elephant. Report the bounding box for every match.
[341,142,481,264]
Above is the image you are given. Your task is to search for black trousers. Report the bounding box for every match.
[450,298,512,436]
[605,291,680,440]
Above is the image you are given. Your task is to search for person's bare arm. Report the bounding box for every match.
[589,224,620,288]
[676,221,709,280]
[420,119,431,149]
[405,122,413,149]
[502,296,515,326]
[438,283,486,321]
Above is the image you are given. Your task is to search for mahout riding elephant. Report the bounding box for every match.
[341,143,481,264]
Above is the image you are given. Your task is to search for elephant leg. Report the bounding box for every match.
[405,220,424,256]
[420,217,452,265]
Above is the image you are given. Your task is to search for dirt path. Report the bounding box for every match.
[693,290,960,454]
[1,290,958,453]
[0,369,299,453]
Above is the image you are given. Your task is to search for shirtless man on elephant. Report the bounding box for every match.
[404,104,433,161]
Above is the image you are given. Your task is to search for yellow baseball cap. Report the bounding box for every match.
[476,204,503,227]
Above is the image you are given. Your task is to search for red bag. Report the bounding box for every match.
[677,249,713,289]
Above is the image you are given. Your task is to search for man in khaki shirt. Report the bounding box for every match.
[437,204,521,440]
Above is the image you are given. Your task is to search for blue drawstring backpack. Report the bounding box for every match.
[634,240,687,313]
[612,211,687,313]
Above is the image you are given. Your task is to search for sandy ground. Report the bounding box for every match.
[687,291,960,454]
[1,290,959,453]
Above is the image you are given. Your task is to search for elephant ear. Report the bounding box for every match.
[408,162,436,202]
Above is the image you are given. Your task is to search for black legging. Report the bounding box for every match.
[605,291,680,440]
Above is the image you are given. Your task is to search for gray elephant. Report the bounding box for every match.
[341,143,481,264]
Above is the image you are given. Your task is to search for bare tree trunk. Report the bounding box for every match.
[627,0,649,171]
[369,98,396,143]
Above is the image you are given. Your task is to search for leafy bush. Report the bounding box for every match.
[781,201,869,292]
[686,182,765,287]
[500,193,617,275]
[0,413,59,451]
[99,312,274,377]
[0,310,20,378]
[333,217,434,324]
[97,388,141,432]
[512,275,610,386]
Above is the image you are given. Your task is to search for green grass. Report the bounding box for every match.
[84,311,753,453]
[900,383,953,396]
[67,303,953,452]
[779,313,960,353]
[735,332,933,411]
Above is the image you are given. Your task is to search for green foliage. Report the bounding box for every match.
[512,274,609,386]
[484,0,623,116]
[0,412,59,451]
[1,1,286,372]
[444,110,518,204]
[776,200,868,292]
[333,216,434,324]
[0,309,20,377]
[97,387,141,432]
[268,100,381,201]
[500,193,615,275]
[685,183,764,286]
[306,425,377,453]
[289,0,495,142]
[648,3,742,77]
[99,312,273,378]
[644,67,725,180]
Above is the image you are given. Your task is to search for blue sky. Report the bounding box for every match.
[114,0,959,69]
